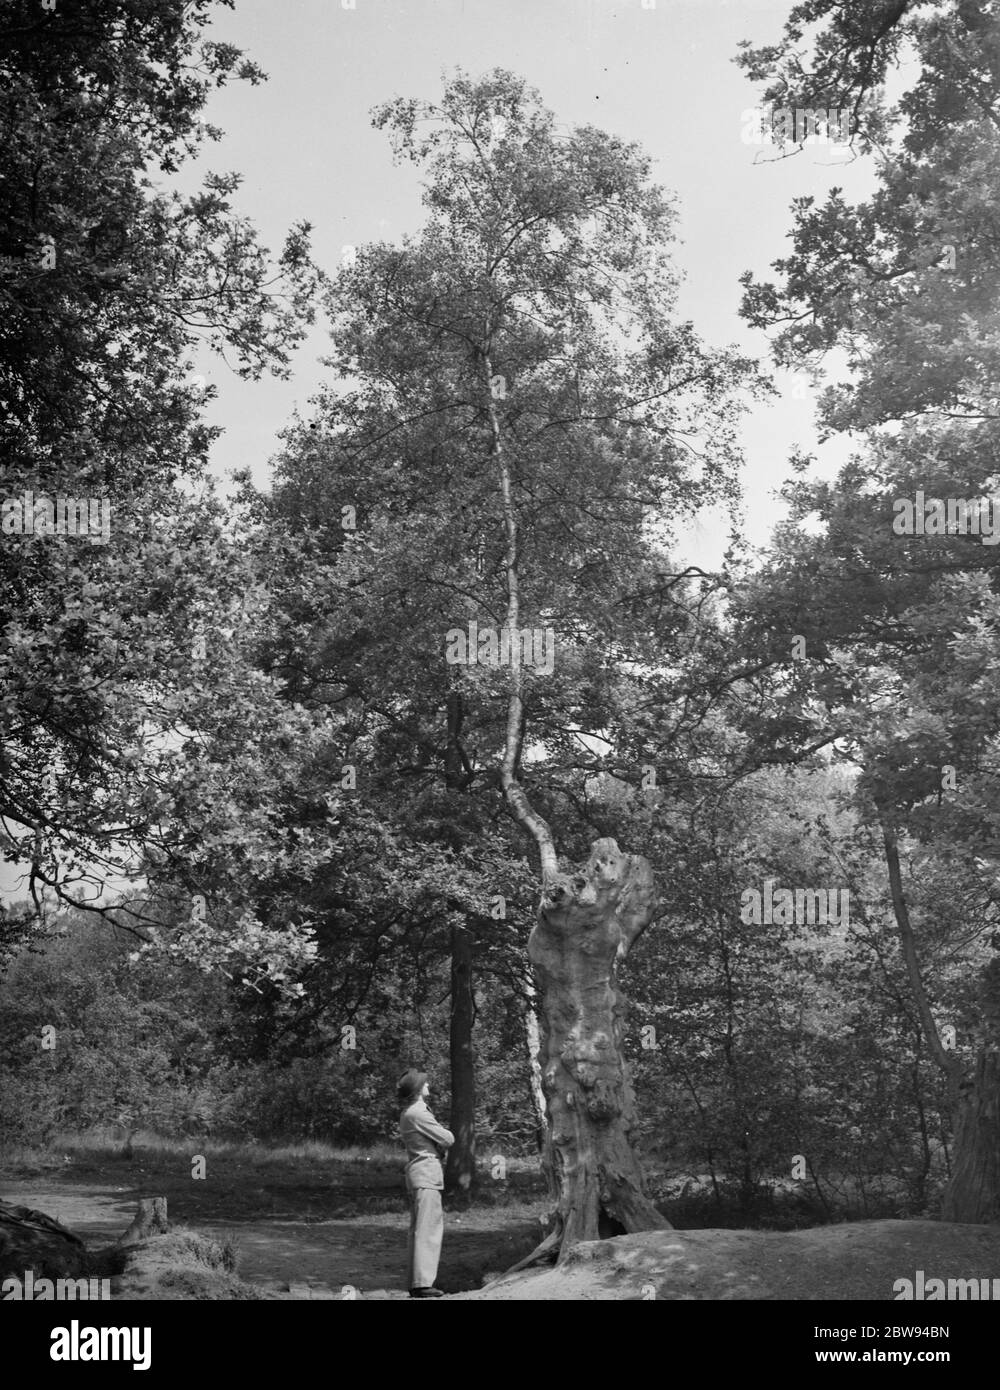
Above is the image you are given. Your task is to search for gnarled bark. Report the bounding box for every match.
[513,837,671,1267]
[483,347,665,1264]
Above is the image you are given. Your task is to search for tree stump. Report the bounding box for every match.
[116,1197,168,1247]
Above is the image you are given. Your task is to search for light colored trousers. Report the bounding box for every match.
[406,1185,444,1289]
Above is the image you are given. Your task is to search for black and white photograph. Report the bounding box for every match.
[1,0,998,1361]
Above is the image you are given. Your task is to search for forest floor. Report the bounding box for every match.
[4,1137,998,1300]
[0,1136,545,1298]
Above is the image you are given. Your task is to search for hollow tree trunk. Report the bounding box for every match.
[940,959,1000,1223]
[444,921,477,1205]
[516,837,671,1266]
[483,354,665,1262]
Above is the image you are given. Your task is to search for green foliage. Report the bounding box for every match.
[0,909,541,1153]
[0,0,321,972]
[0,913,235,1144]
[617,765,962,1218]
[5,11,999,1229]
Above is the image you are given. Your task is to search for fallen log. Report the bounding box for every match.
[0,1199,87,1279]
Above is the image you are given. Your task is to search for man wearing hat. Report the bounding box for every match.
[397,1068,454,1298]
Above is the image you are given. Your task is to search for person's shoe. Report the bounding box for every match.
[409,1287,445,1298]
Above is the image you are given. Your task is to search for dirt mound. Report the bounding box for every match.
[115,1228,257,1300]
[452,1220,1000,1300]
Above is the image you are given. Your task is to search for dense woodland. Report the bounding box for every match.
[2,0,999,1254]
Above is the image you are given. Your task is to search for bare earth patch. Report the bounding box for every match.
[0,1175,542,1299]
[454,1221,1000,1300]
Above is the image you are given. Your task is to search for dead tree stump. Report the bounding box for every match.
[116,1197,168,1247]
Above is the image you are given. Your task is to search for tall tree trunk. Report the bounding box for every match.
[880,815,962,1109]
[940,959,1000,1223]
[880,813,1000,1223]
[442,688,477,1203]
[444,921,477,1205]
[483,348,665,1263]
[511,838,672,1268]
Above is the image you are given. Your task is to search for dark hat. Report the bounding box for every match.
[397,1068,428,1105]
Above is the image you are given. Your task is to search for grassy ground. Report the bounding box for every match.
[1,1131,551,1295]
[1,1131,930,1297]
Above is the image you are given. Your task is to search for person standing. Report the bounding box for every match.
[398,1068,454,1298]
